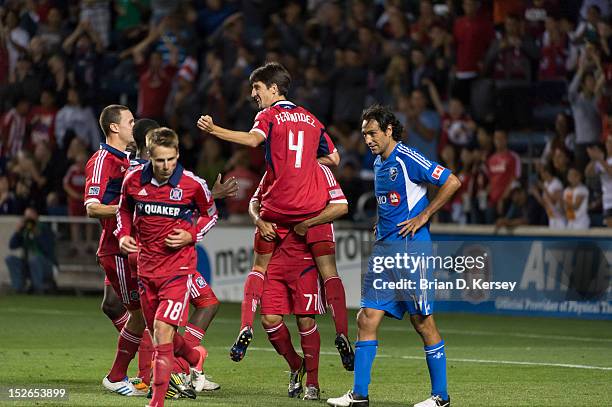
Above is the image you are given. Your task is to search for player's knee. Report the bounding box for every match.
[411,314,436,336]
[153,320,175,344]
[101,297,124,320]
[126,309,146,333]
[296,316,315,331]
[261,314,282,328]
[356,309,375,332]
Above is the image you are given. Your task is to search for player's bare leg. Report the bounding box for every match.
[231,252,272,361]
[262,314,305,398]
[313,252,353,371]
[410,315,449,407]
[296,315,321,401]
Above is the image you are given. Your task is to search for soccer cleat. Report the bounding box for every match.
[413,395,451,407]
[230,326,254,362]
[287,359,306,398]
[190,369,220,392]
[303,385,320,400]
[335,333,355,371]
[327,390,370,407]
[102,376,147,396]
[168,372,197,399]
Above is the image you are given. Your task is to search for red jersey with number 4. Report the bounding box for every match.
[84,143,130,257]
[250,100,336,216]
[115,163,218,279]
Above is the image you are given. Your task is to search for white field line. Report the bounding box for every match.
[239,347,612,371]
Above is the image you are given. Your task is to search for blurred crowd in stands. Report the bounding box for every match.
[0,0,611,230]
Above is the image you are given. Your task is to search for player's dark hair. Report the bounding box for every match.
[99,104,129,137]
[249,62,291,97]
[146,127,179,154]
[133,119,160,152]
[361,105,404,141]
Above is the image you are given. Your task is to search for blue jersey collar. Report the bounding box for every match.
[100,143,127,159]
[140,162,183,187]
[271,100,296,109]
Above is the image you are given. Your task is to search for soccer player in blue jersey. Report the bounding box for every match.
[327,105,461,407]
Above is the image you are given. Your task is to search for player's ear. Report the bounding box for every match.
[109,122,120,133]
[386,124,393,138]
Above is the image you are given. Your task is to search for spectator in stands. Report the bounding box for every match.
[5,206,57,294]
[563,167,590,229]
[401,89,441,159]
[541,112,576,164]
[3,9,30,81]
[37,7,66,52]
[484,14,539,129]
[196,137,225,189]
[133,46,178,122]
[552,146,570,183]
[454,147,474,225]
[486,129,522,223]
[569,47,606,170]
[495,185,531,229]
[530,164,566,229]
[44,54,69,106]
[28,89,57,148]
[585,136,612,226]
[62,19,104,100]
[451,0,495,106]
[223,149,259,222]
[79,0,111,49]
[54,87,100,150]
[0,175,17,215]
[1,96,30,159]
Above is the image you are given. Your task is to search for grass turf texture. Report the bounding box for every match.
[0,295,610,406]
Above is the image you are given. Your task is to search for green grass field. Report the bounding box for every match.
[0,295,611,406]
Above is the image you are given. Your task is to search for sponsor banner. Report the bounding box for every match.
[197,227,612,319]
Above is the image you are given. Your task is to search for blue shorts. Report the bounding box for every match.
[361,240,434,320]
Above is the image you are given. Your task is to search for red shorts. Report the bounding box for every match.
[98,255,140,310]
[139,274,193,329]
[189,274,219,308]
[128,252,138,278]
[261,263,325,315]
[254,223,335,254]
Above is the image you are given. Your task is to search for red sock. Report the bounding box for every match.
[264,322,302,371]
[107,328,142,382]
[324,277,348,336]
[299,324,320,387]
[111,312,129,332]
[151,342,173,407]
[173,334,200,366]
[173,356,190,374]
[241,270,265,329]
[138,329,154,385]
[184,323,205,349]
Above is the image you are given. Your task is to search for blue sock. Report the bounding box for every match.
[352,340,378,397]
[424,340,448,400]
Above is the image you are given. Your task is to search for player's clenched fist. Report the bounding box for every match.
[119,236,138,254]
[197,115,215,133]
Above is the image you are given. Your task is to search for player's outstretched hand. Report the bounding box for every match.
[212,174,239,199]
[197,115,215,134]
[165,228,193,249]
[397,213,428,238]
[256,219,277,241]
[294,221,308,236]
[119,236,138,254]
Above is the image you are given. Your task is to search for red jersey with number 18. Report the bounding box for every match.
[250,100,336,216]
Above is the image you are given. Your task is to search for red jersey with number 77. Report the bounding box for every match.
[250,100,336,216]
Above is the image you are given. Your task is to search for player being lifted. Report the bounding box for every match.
[327,106,461,407]
[255,164,349,401]
[84,105,149,396]
[197,62,354,370]
[115,128,218,407]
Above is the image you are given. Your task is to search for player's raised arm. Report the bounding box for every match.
[197,114,264,148]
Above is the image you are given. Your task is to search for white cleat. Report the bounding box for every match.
[102,376,147,396]
[327,390,369,406]
[413,395,451,407]
[190,368,220,392]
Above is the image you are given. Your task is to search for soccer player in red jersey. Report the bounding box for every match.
[115,127,218,407]
[257,170,349,401]
[197,62,353,369]
[84,105,148,396]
